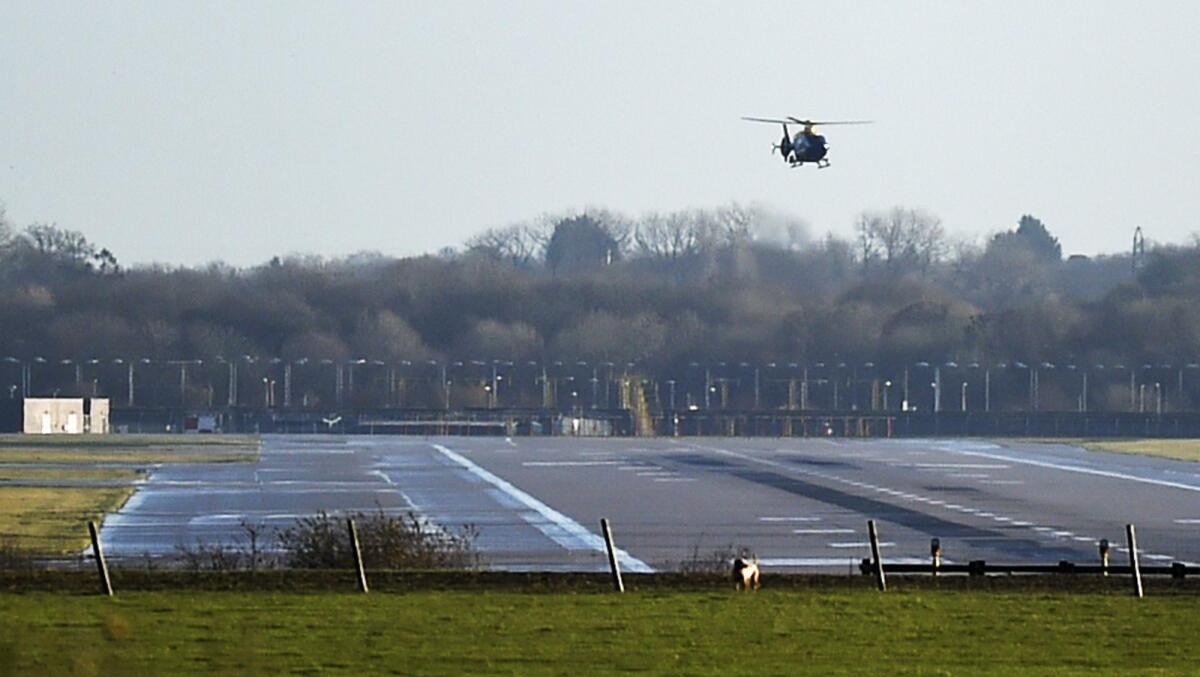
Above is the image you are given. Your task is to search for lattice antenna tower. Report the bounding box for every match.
[1132,226,1145,274]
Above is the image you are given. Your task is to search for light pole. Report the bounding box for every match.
[1079,365,1088,413]
[882,380,892,410]
[800,364,809,411]
[960,381,968,411]
[667,379,676,410]
[704,367,712,409]
[494,362,504,409]
[589,365,599,410]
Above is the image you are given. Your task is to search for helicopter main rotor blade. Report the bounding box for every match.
[787,117,874,126]
[742,116,795,124]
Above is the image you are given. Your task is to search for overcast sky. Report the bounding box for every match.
[2,1,1198,266]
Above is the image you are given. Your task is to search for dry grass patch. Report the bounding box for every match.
[0,486,134,554]
[0,468,142,482]
[0,448,255,464]
[1033,438,1200,463]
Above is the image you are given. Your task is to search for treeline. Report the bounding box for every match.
[0,201,1197,378]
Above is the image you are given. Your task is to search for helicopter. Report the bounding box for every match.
[742,116,872,168]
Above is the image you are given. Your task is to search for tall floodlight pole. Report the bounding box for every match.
[284,362,292,408]
[801,366,809,410]
[984,367,991,412]
[933,366,941,413]
[442,363,450,410]
[1081,370,1088,413]
[178,362,187,406]
[228,360,237,407]
[495,363,502,409]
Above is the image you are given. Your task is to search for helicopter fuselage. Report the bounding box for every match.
[788,132,828,165]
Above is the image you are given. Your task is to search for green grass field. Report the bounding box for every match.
[0,434,259,554]
[0,587,1196,675]
[1074,439,1200,463]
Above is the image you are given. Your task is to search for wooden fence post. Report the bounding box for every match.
[1125,524,1143,598]
[87,520,113,597]
[348,518,368,593]
[868,519,886,591]
[600,518,624,593]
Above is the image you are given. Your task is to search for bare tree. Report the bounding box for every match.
[634,211,702,260]
[855,207,946,278]
[465,223,543,269]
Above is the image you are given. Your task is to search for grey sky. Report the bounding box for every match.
[2,1,1198,266]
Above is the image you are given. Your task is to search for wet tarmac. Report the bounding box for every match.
[100,435,1200,571]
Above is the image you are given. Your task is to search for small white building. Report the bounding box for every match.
[21,398,110,434]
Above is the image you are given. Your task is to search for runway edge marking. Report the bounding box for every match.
[939,444,1200,493]
[431,443,654,573]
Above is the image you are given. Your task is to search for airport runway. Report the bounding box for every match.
[102,435,1200,571]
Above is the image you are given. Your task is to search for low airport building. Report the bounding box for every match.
[0,397,110,434]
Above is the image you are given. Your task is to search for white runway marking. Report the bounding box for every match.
[432,443,653,573]
[1175,519,1200,524]
[653,477,697,483]
[760,557,934,567]
[829,541,894,549]
[522,461,621,467]
[794,528,855,535]
[942,445,1200,493]
[759,516,822,522]
[914,463,1010,469]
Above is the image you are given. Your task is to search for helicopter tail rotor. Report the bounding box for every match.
[774,123,793,162]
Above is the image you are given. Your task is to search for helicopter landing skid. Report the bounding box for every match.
[789,160,831,169]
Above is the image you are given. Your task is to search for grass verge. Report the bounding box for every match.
[1024,438,1200,463]
[0,434,260,554]
[0,585,1196,674]
[0,487,134,553]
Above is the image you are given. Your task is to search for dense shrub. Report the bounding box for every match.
[276,509,478,570]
